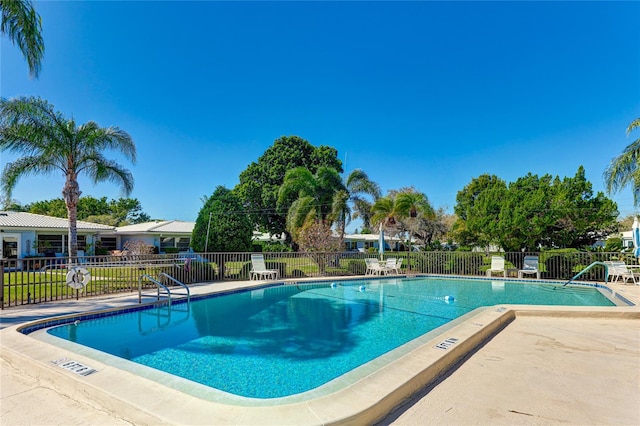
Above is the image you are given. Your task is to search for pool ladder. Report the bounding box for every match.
[563,261,609,286]
[138,272,191,306]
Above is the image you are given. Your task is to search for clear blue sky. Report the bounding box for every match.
[2,1,639,231]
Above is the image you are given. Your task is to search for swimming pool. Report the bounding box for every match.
[38,277,616,401]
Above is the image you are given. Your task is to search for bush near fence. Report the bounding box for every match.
[1,251,634,308]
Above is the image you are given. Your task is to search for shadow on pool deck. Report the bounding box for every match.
[1,279,639,425]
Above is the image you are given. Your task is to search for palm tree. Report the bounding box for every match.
[1,0,44,78]
[371,196,400,230]
[372,189,436,267]
[330,188,350,239]
[330,169,381,240]
[395,191,435,224]
[395,190,436,255]
[605,117,640,206]
[277,166,345,242]
[0,96,136,258]
[345,169,381,231]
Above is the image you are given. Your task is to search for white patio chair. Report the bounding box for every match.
[486,256,506,277]
[366,258,388,275]
[386,258,402,274]
[250,254,279,280]
[364,258,376,275]
[394,257,403,274]
[518,256,540,279]
[604,261,637,284]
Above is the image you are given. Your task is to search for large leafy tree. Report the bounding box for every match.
[277,166,345,243]
[0,96,136,258]
[550,167,618,248]
[29,198,68,218]
[497,173,555,251]
[455,168,618,251]
[235,135,342,241]
[191,186,253,253]
[1,0,44,78]
[453,174,507,250]
[604,117,640,206]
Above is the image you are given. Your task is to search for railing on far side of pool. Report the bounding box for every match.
[2,251,635,308]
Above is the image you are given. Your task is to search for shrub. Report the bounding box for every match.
[604,237,623,252]
[347,259,366,275]
[544,254,577,279]
[260,242,293,252]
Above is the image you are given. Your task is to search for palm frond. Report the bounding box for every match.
[346,169,381,199]
[605,138,640,194]
[627,117,640,136]
[1,156,57,198]
[0,0,44,78]
[83,155,135,196]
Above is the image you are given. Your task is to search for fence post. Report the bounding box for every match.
[0,258,4,309]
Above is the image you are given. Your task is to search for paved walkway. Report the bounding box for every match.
[379,315,640,425]
[1,280,639,425]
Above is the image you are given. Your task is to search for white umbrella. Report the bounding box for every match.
[633,217,640,258]
[378,225,385,260]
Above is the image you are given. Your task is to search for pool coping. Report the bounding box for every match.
[2,276,639,425]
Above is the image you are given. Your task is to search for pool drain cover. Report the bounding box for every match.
[434,337,459,350]
[51,357,98,376]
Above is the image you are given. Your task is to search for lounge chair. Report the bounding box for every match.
[604,261,638,284]
[486,256,506,277]
[250,254,279,280]
[518,256,540,279]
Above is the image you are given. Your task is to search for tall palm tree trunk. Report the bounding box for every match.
[63,175,81,259]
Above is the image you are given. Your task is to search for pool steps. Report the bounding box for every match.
[137,272,190,306]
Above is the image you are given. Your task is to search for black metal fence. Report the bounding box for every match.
[1,251,635,308]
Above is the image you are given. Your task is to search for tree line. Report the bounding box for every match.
[192,135,621,254]
[5,196,151,226]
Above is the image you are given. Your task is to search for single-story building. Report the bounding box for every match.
[1,213,290,257]
[112,220,195,253]
[0,211,114,259]
[342,232,403,252]
[1,211,414,257]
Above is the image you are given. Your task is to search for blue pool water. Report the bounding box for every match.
[46,277,614,399]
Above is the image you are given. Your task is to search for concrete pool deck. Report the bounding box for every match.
[1,278,639,425]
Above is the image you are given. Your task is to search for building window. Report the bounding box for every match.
[37,234,63,254]
[176,237,190,251]
[160,237,175,251]
[77,235,86,251]
[36,234,86,254]
[344,241,357,251]
[99,237,117,252]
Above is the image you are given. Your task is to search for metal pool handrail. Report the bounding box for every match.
[138,274,171,304]
[564,261,609,286]
[158,272,190,303]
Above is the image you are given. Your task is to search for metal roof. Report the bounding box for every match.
[115,220,194,235]
[0,211,115,231]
